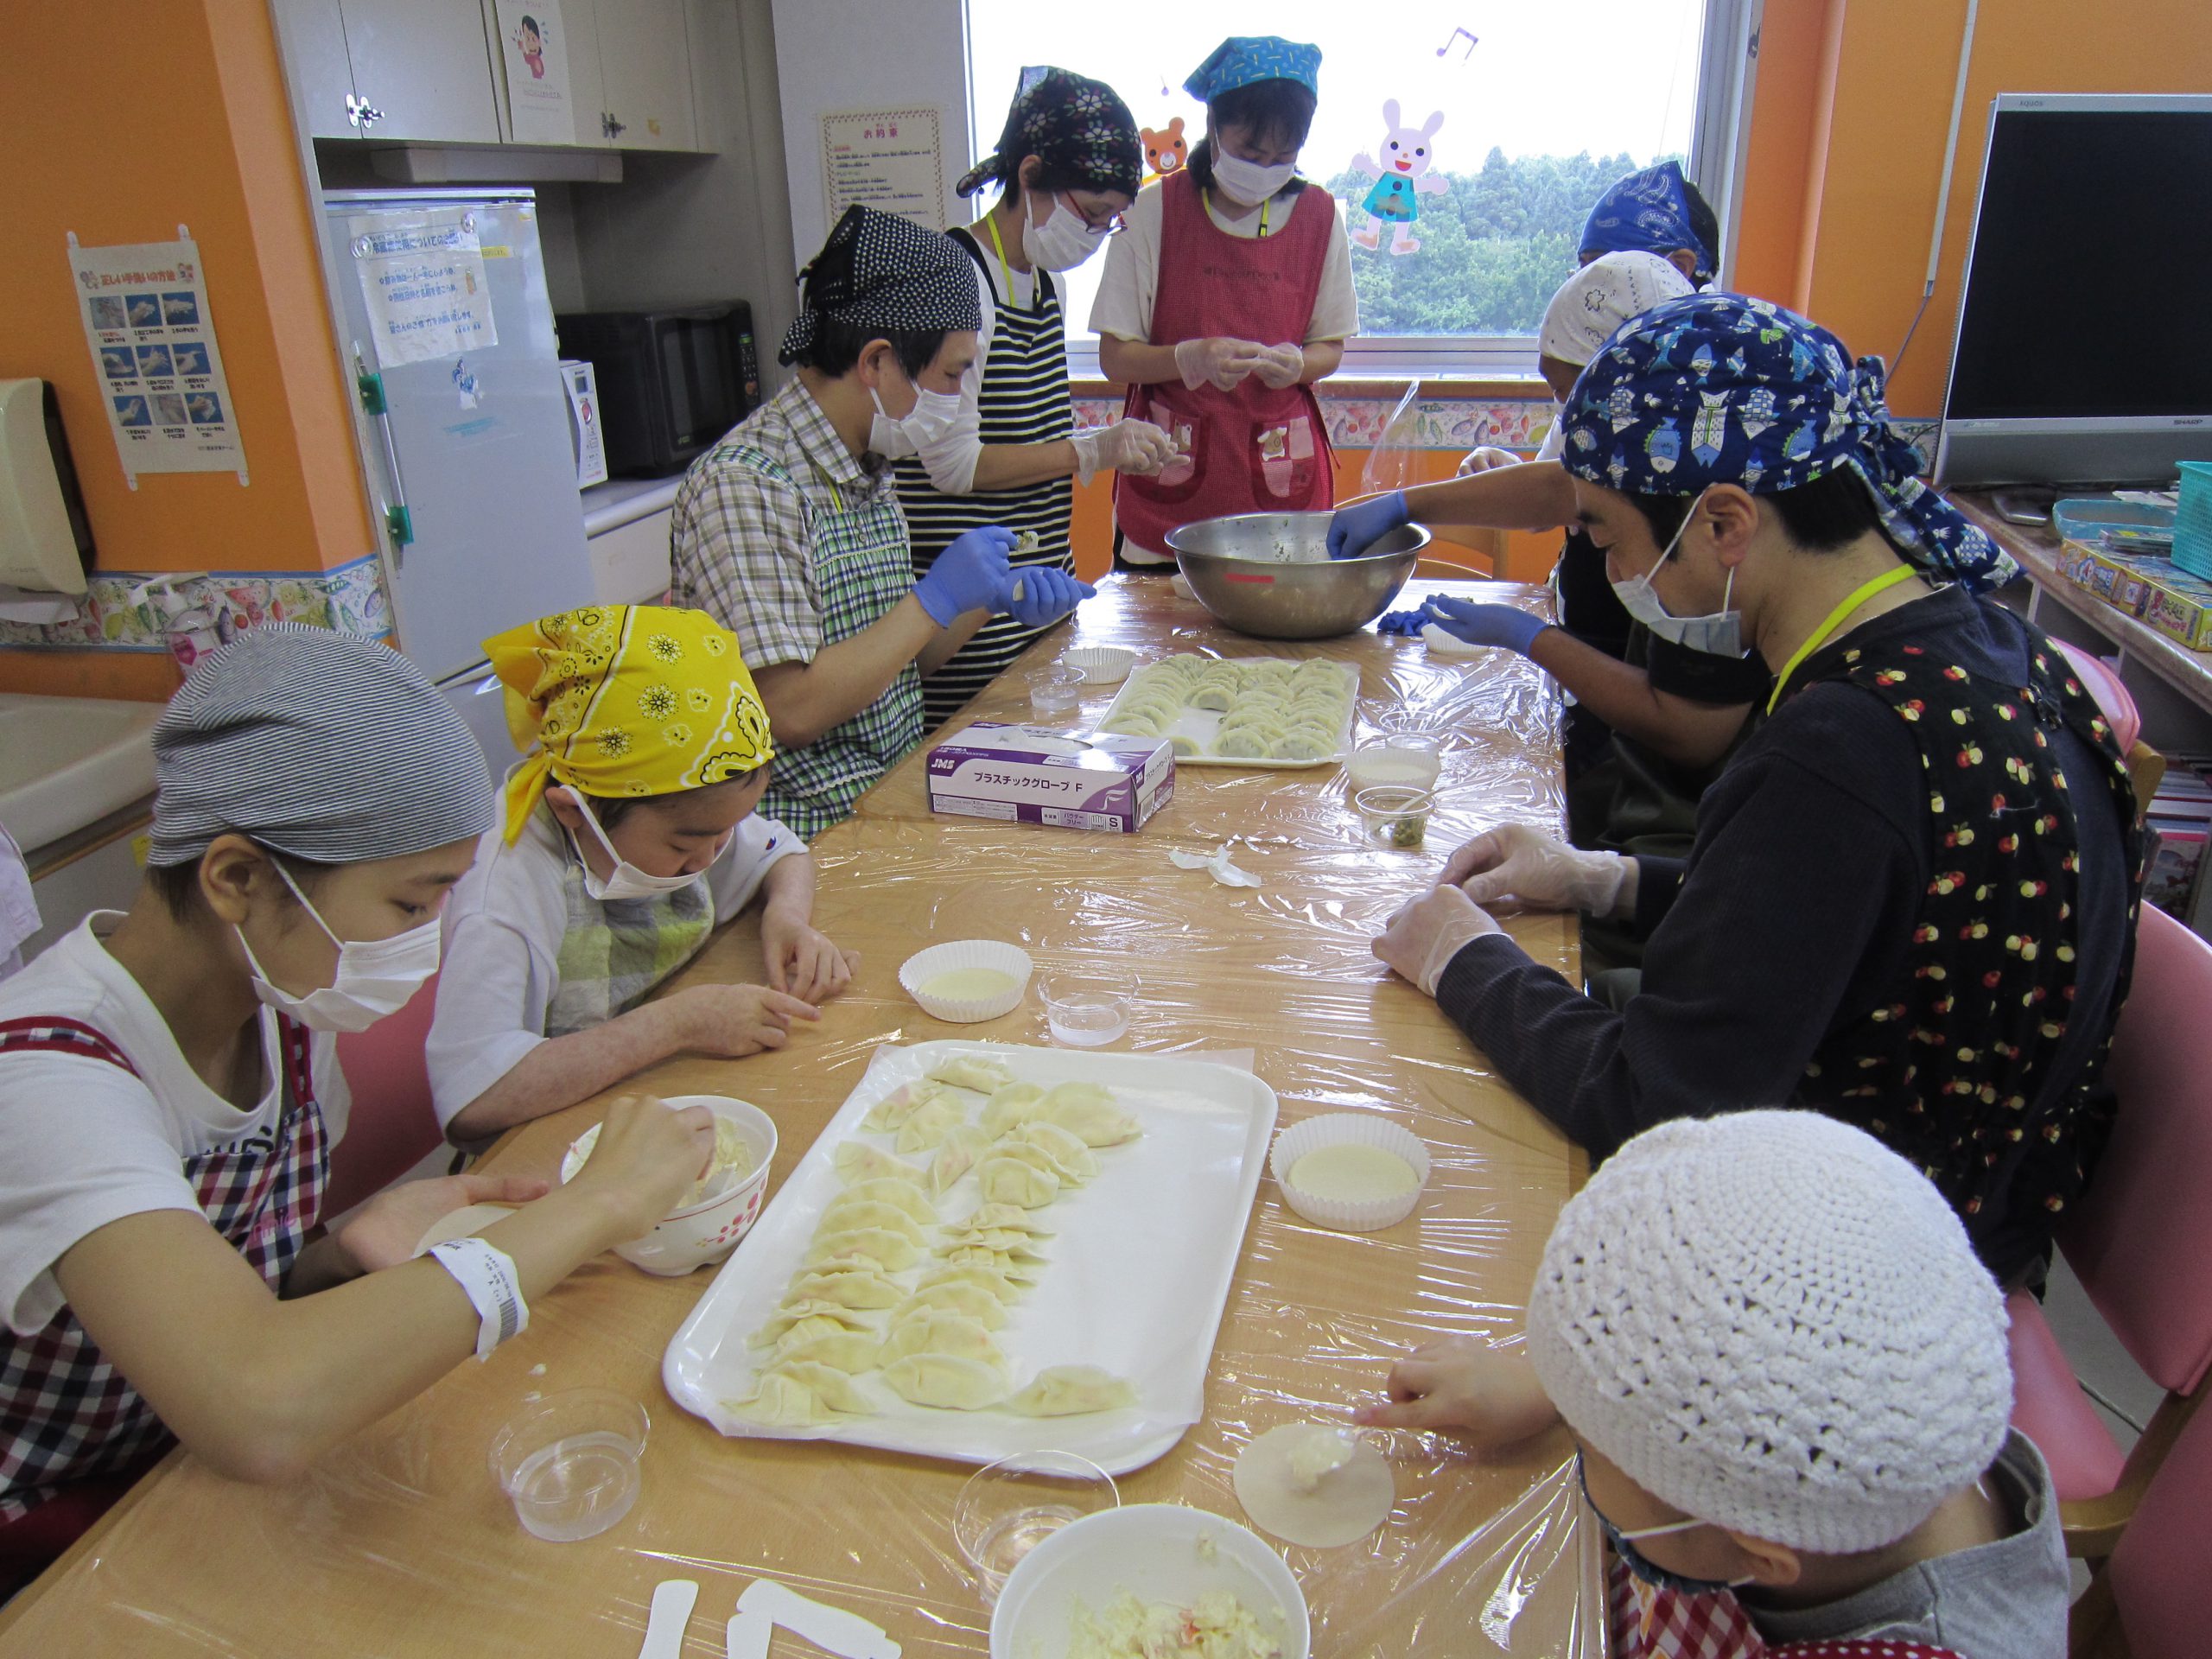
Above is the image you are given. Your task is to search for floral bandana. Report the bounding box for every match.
[1559,293,2016,589]
[1580,161,1715,284]
[957,66,1141,200]
[486,604,774,842]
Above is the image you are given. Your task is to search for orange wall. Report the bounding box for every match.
[1733,0,2212,413]
[0,0,372,696]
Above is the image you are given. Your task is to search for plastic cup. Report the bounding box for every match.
[1355,785,1435,850]
[954,1451,1120,1604]
[1039,969,1137,1047]
[1027,667,1085,717]
[489,1389,649,1542]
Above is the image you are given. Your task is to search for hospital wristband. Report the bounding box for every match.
[428,1238,528,1361]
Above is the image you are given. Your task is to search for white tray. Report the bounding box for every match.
[664,1041,1279,1476]
[1095,658,1358,769]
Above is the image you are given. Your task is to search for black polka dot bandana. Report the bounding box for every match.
[957,66,1142,200]
[778,206,982,365]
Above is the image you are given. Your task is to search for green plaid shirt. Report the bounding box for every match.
[671,381,924,841]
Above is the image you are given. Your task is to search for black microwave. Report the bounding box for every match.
[554,302,760,477]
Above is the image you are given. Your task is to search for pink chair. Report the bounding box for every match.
[2101,1385,2212,1659]
[2005,905,2212,1560]
[325,971,448,1219]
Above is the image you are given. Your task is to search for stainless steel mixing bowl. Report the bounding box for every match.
[1163,512,1430,640]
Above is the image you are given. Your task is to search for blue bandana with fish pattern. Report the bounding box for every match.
[1558,293,2014,589]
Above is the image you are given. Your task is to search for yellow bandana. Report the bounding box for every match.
[485,605,775,843]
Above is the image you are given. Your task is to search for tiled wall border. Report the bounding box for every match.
[0,552,390,652]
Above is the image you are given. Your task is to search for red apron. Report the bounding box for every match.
[0,1014,329,1549]
[1113,169,1338,556]
[1609,1559,1966,1659]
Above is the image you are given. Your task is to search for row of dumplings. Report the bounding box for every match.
[1099,655,1357,762]
[729,1054,1141,1427]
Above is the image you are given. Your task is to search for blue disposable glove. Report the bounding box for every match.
[1422,595,1551,656]
[1326,491,1409,560]
[1000,566,1096,629]
[1375,607,1428,636]
[913,526,1016,626]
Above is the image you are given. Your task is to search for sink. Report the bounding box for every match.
[0,693,163,853]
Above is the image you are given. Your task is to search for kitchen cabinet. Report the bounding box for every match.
[280,0,503,144]
[560,0,701,151]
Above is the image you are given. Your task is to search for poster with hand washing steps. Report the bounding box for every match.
[67,231,245,487]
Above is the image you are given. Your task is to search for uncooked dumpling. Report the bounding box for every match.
[833,1179,936,1229]
[976,1155,1060,1208]
[756,1312,855,1353]
[928,1054,1018,1094]
[982,1141,1061,1179]
[914,1262,1027,1304]
[881,1353,1009,1410]
[1099,713,1161,738]
[766,1358,874,1415]
[894,1096,968,1155]
[751,1300,877,1347]
[1018,1121,1099,1183]
[861,1078,959,1133]
[940,1243,1043,1279]
[1186,683,1234,712]
[834,1142,927,1188]
[880,1310,1004,1366]
[938,1228,1049,1261]
[893,1283,1008,1329]
[785,1268,905,1310]
[1270,731,1335,761]
[729,1370,844,1428]
[817,1198,927,1246]
[928,1124,993,1198]
[1233,1423,1395,1548]
[775,1327,883,1373]
[942,1201,1054,1238]
[979,1083,1046,1137]
[1214,728,1271,760]
[1006,1365,1138,1417]
[1039,1085,1141,1147]
[809,1227,923,1273]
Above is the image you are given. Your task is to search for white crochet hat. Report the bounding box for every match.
[1526,1110,2012,1555]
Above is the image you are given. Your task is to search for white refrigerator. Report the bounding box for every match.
[322,188,595,773]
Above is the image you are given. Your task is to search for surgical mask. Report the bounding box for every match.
[235,861,442,1034]
[1210,149,1296,207]
[868,377,962,460]
[1609,492,1743,658]
[1579,1456,1753,1599]
[570,794,721,903]
[1021,194,1105,272]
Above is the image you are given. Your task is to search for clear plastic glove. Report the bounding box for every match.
[1351,1338,1561,1450]
[1456,446,1520,476]
[912,524,1015,625]
[1252,341,1306,389]
[1373,885,1501,997]
[663,982,821,1057]
[1421,595,1549,656]
[1441,823,1634,918]
[334,1171,550,1275]
[999,566,1095,628]
[563,1093,721,1237]
[1071,418,1173,485]
[1326,491,1410,560]
[1173,336,1266,391]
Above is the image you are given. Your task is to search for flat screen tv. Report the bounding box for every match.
[1935,92,2212,489]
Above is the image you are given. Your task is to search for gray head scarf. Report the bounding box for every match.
[148,623,494,868]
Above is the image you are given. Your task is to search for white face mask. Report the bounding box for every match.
[1211,149,1296,207]
[1020,194,1105,272]
[1610,493,1744,658]
[867,367,962,460]
[569,794,722,902]
[235,861,441,1034]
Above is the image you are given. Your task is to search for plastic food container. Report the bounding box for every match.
[1355,785,1435,849]
[1269,1112,1431,1232]
[562,1095,777,1276]
[1065,646,1136,686]
[1028,667,1085,716]
[1347,734,1444,792]
[899,939,1034,1022]
[489,1389,650,1542]
[1038,968,1137,1047]
[954,1450,1120,1604]
[991,1503,1310,1659]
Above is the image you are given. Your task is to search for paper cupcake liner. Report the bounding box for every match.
[1065,646,1136,685]
[899,939,1034,1022]
[1268,1112,1431,1232]
[1346,743,1443,792]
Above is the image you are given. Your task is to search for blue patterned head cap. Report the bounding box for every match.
[1580,161,1715,285]
[1559,293,2016,589]
[1184,36,1321,102]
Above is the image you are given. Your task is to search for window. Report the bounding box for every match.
[964,0,1756,375]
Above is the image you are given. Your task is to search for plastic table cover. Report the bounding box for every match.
[0,575,1606,1658]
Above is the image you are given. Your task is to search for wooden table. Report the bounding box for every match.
[0,577,1599,1657]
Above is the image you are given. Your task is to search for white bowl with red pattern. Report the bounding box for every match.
[562,1095,777,1276]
